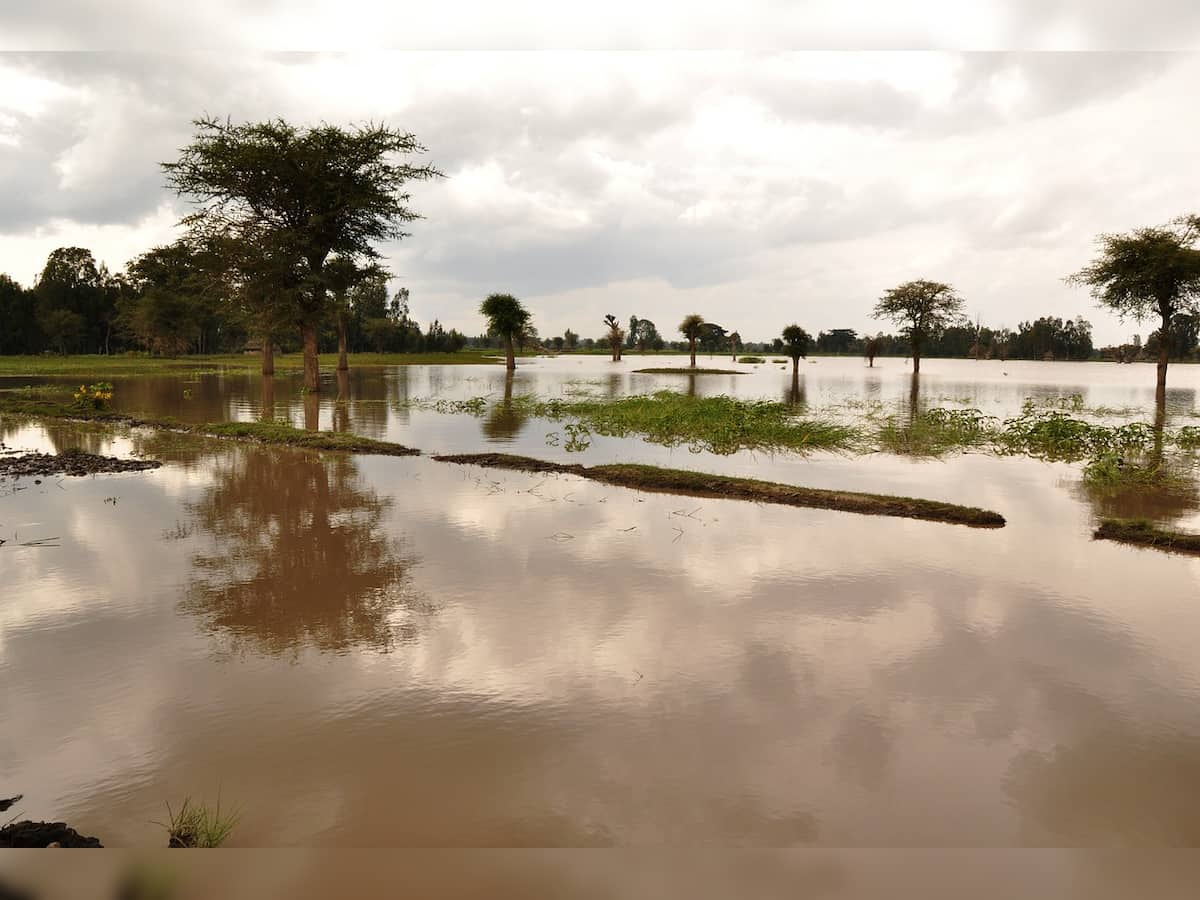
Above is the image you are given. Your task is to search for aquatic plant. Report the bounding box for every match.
[158,795,240,848]
[72,381,113,411]
[517,392,857,455]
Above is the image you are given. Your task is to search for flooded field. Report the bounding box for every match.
[3,356,1200,848]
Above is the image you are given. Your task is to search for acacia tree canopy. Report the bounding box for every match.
[163,116,442,389]
[872,279,966,373]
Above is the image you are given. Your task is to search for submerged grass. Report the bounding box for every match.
[1093,518,1200,555]
[158,796,240,848]
[632,367,746,375]
[514,391,859,455]
[433,452,1006,528]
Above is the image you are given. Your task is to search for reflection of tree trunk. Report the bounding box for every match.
[1157,313,1170,409]
[789,370,805,407]
[1152,390,1167,467]
[504,333,516,371]
[262,337,275,376]
[302,323,321,392]
[908,372,920,422]
[334,369,350,432]
[260,375,276,423]
[686,373,698,398]
[303,390,320,431]
[337,312,349,372]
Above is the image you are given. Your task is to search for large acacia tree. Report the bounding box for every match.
[1070,217,1200,401]
[163,117,441,391]
[872,279,965,374]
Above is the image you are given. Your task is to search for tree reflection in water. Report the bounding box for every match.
[182,446,431,656]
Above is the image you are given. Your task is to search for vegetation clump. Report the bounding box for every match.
[1093,518,1200,555]
[72,381,113,410]
[632,367,745,375]
[516,391,857,455]
[159,796,240,848]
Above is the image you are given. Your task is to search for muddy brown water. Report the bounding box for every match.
[2,358,1199,855]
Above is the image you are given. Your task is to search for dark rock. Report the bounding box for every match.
[0,821,103,848]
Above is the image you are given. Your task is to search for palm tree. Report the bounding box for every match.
[781,324,811,378]
[679,314,704,368]
[729,330,741,361]
[480,293,531,371]
[603,314,624,362]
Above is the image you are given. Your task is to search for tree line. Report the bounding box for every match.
[4,115,1200,399]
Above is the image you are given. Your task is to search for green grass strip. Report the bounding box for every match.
[433,453,1006,528]
[1093,518,1200,555]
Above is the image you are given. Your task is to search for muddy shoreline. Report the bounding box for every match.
[0,447,161,479]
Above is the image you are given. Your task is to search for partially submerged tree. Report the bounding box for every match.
[781,324,811,378]
[872,279,966,374]
[864,334,881,368]
[1069,217,1200,401]
[603,314,624,362]
[481,293,531,371]
[679,314,705,368]
[729,330,742,361]
[163,117,442,391]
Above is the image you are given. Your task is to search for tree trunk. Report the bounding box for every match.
[792,356,799,377]
[689,340,696,368]
[261,338,275,377]
[260,375,275,422]
[1157,313,1170,407]
[337,313,349,372]
[302,323,321,392]
[505,333,516,371]
[912,340,922,375]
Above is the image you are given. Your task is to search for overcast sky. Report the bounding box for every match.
[3,3,1200,344]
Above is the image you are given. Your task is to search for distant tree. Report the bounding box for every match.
[864,334,881,367]
[697,322,727,354]
[603,314,624,362]
[164,117,442,391]
[781,324,811,377]
[634,318,659,352]
[626,315,640,351]
[816,328,857,354]
[679,314,705,368]
[1070,217,1200,400]
[481,293,531,371]
[35,247,107,355]
[563,328,579,351]
[872,279,966,374]
[124,242,211,356]
[0,274,40,354]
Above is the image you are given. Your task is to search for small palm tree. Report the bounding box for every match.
[782,324,811,377]
[480,293,531,371]
[679,314,705,368]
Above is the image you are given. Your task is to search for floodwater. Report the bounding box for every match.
[2,356,1200,856]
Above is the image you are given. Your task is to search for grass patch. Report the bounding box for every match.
[158,796,240,848]
[632,367,745,375]
[0,351,507,377]
[737,356,766,363]
[433,453,1005,527]
[877,409,995,456]
[1093,518,1200,555]
[515,391,858,455]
